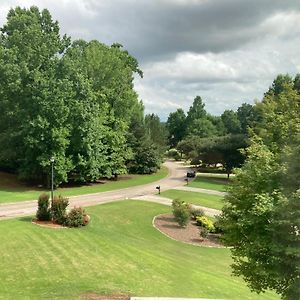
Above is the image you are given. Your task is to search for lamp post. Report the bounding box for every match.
[50,157,55,201]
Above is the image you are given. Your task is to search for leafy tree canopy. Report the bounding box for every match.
[220,76,300,299]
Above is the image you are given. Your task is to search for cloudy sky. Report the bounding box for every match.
[1,0,300,119]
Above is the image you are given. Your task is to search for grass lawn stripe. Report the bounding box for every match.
[189,174,230,192]
[0,201,278,300]
[160,189,224,210]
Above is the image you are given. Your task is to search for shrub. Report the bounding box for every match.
[196,216,215,232]
[36,193,51,221]
[51,195,69,225]
[213,217,224,234]
[165,148,181,160]
[189,205,205,220]
[172,199,190,227]
[66,207,86,227]
[199,227,209,239]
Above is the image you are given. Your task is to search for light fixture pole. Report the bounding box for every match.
[50,157,55,202]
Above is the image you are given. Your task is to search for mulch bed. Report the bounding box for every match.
[32,219,68,229]
[153,213,224,248]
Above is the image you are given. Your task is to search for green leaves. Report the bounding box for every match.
[220,74,300,299]
[0,6,144,185]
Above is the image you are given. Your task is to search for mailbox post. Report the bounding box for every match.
[156,185,161,194]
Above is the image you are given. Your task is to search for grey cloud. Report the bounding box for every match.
[82,0,300,62]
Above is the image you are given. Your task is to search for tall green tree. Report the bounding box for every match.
[0,6,72,184]
[237,103,259,135]
[220,77,300,299]
[221,110,241,134]
[145,113,168,150]
[166,108,186,147]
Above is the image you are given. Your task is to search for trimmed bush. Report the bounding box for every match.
[199,227,209,239]
[189,205,205,220]
[66,207,86,227]
[213,217,224,234]
[51,195,69,225]
[172,199,190,227]
[36,193,51,221]
[196,216,215,232]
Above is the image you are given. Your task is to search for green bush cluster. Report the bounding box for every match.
[66,207,90,227]
[51,195,69,225]
[36,193,51,221]
[172,199,190,227]
[36,193,90,228]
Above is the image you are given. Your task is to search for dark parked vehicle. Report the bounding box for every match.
[187,171,196,178]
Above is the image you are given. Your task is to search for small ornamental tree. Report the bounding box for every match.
[172,199,190,227]
[51,195,69,225]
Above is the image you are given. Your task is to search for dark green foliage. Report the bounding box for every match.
[172,199,190,227]
[165,148,181,160]
[66,207,87,227]
[145,113,168,152]
[237,103,259,135]
[51,195,69,225]
[196,216,215,232]
[199,227,209,239]
[220,76,300,299]
[0,7,145,186]
[178,134,248,176]
[221,110,241,134]
[128,138,162,174]
[36,193,51,221]
[213,217,224,234]
[166,108,186,147]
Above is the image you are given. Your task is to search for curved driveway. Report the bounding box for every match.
[0,160,190,220]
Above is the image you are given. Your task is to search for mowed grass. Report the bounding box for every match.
[0,201,278,300]
[0,166,168,204]
[189,173,231,192]
[160,189,224,210]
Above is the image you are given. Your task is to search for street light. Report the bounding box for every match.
[50,157,55,201]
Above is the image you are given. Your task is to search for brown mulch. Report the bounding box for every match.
[153,214,224,248]
[32,219,68,229]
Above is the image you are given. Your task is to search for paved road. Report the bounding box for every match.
[0,160,190,220]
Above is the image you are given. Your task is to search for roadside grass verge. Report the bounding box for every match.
[0,166,168,204]
[0,201,278,300]
[160,189,224,210]
[189,173,231,192]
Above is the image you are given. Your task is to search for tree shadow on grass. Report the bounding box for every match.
[18,216,33,223]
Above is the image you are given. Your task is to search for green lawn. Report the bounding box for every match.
[161,189,224,210]
[0,201,278,300]
[189,173,231,192]
[0,167,168,204]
